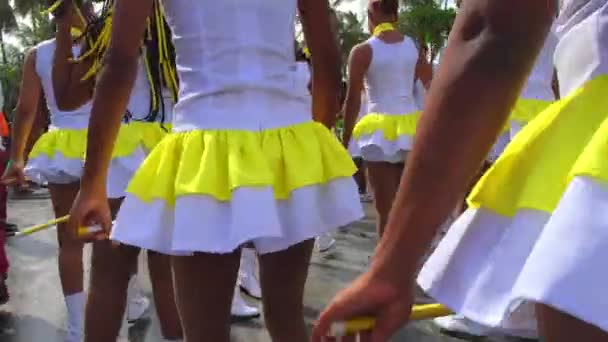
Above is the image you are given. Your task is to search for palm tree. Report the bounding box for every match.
[398,0,456,62]
[0,0,17,65]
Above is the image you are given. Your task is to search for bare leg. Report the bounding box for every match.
[259,240,314,342]
[366,161,404,237]
[48,183,83,295]
[85,241,139,342]
[84,198,139,342]
[148,250,182,339]
[172,250,241,342]
[353,158,367,194]
[537,304,608,342]
[48,183,85,341]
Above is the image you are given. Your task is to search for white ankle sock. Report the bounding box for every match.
[64,292,85,342]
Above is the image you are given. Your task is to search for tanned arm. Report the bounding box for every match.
[372,0,557,282]
[415,47,433,89]
[341,44,371,148]
[80,0,151,189]
[299,0,342,128]
[10,49,42,166]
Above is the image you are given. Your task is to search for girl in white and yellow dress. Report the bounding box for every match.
[1,4,151,340]
[342,0,431,236]
[67,0,364,340]
[419,0,608,339]
[49,1,183,340]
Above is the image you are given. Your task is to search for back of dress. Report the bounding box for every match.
[161,0,310,131]
[364,37,419,115]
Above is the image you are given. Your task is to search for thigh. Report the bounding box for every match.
[47,182,81,246]
[171,251,241,342]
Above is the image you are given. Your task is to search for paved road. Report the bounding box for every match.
[0,190,526,341]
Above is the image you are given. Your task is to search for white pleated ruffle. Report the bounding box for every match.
[25,153,83,184]
[354,132,413,163]
[418,176,608,333]
[111,177,363,255]
[106,146,147,199]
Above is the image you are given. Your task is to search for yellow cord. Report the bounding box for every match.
[373,22,397,37]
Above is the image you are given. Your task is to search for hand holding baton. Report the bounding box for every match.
[328,304,452,337]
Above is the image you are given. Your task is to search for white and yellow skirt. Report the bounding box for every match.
[111,121,364,255]
[25,128,87,185]
[509,98,553,139]
[352,112,419,163]
[26,124,149,199]
[418,75,608,333]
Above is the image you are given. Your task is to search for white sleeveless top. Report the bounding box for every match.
[520,23,558,101]
[161,0,310,131]
[364,37,419,115]
[555,0,608,97]
[35,39,92,129]
[295,61,312,101]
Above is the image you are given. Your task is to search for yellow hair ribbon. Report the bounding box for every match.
[71,27,83,38]
[142,47,159,112]
[41,0,62,14]
[303,47,311,58]
[373,22,396,36]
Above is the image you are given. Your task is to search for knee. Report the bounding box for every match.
[90,243,137,285]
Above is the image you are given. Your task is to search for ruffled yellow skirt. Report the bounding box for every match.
[128,121,172,152]
[510,98,553,124]
[26,125,147,196]
[419,75,608,333]
[111,121,364,255]
[352,112,420,163]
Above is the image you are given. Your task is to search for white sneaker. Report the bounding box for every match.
[126,277,150,325]
[433,315,490,337]
[435,315,538,339]
[238,249,262,300]
[231,288,260,321]
[127,294,150,325]
[315,233,336,253]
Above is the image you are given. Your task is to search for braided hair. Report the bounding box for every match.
[71,0,179,124]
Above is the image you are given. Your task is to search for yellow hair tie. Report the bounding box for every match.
[373,22,396,37]
[303,47,311,58]
[71,27,82,38]
[41,0,63,14]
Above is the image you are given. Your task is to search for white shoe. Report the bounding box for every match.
[231,288,260,321]
[238,249,262,299]
[435,315,538,339]
[126,277,150,325]
[315,233,336,253]
[433,315,490,337]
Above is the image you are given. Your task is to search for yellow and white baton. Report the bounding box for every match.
[329,303,452,337]
[10,215,70,237]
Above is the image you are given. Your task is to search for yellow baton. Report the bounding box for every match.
[329,303,452,337]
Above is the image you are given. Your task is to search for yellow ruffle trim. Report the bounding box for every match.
[468,75,608,217]
[129,122,172,152]
[353,112,420,141]
[29,125,146,161]
[126,121,357,204]
[510,98,552,123]
[29,129,88,160]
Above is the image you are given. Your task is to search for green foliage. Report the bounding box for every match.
[0,0,55,116]
[398,0,456,62]
[334,10,368,72]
